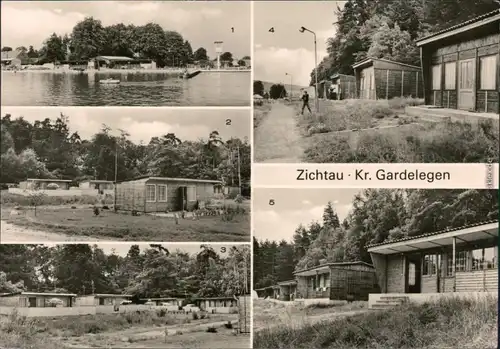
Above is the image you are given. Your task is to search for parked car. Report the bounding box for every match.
[120,300,132,305]
[182,304,200,313]
[144,300,155,306]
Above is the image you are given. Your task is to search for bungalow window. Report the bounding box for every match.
[186,186,196,201]
[146,184,156,202]
[470,247,498,271]
[432,65,441,90]
[423,254,437,276]
[444,62,456,90]
[480,55,497,90]
[157,185,167,202]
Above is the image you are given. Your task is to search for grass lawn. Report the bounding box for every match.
[295,98,423,135]
[135,330,250,348]
[0,309,239,349]
[253,102,272,128]
[253,299,367,333]
[293,98,499,163]
[254,296,497,349]
[1,205,250,241]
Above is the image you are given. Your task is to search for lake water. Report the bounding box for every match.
[1,71,250,106]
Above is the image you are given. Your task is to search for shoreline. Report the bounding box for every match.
[1,68,251,75]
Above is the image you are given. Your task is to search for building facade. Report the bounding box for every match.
[115,176,222,212]
[367,221,498,306]
[416,10,499,114]
[353,58,424,100]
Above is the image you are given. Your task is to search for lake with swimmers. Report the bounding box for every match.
[1,70,251,106]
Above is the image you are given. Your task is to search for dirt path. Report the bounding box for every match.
[254,102,304,163]
[0,221,98,242]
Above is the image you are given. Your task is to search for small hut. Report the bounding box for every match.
[114,176,221,213]
[353,58,424,100]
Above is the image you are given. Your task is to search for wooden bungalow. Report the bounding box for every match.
[194,296,238,313]
[77,294,132,306]
[294,261,379,301]
[139,297,183,307]
[19,178,72,190]
[353,58,423,100]
[254,286,274,298]
[114,176,222,213]
[367,221,498,308]
[277,279,297,301]
[331,73,356,100]
[416,9,499,114]
[0,292,76,308]
[79,180,114,191]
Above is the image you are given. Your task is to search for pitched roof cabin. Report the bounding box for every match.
[416,9,500,114]
[353,58,424,100]
[0,292,77,308]
[115,176,222,213]
[366,221,498,309]
[294,261,379,301]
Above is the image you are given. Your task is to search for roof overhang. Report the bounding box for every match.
[277,280,297,286]
[416,13,500,46]
[11,292,77,297]
[352,59,373,70]
[26,178,72,182]
[294,264,331,277]
[368,222,499,255]
[147,177,222,184]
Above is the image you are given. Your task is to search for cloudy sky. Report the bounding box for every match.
[1,1,251,59]
[254,1,344,86]
[1,107,250,144]
[40,243,243,257]
[253,188,361,242]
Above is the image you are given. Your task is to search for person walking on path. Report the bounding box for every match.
[301,90,312,115]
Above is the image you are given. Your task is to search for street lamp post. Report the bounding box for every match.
[285,73,292,101]
[299,26,319,113]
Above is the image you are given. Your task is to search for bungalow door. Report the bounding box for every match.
[457,58,475,111]
[178,186,188,211]
[405,254,422,293]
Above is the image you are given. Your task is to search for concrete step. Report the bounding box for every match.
[380,296,409,301]
[371,303,400,309]
[405,106,498,124]
[375,300,405,305]
[410,113,452,123]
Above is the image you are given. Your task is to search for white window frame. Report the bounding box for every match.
[432,64,442,90]
[146,184,156,202]
[480,55,497,90]
[157,184,167,202]
[444,62,456,90]
[186,186,196,201]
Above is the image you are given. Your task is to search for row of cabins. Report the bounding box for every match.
[0,292,240,317]
[257,221,498,308]
[18,178,114,191]
[318,10,499,115]
[10,176,242,210]
[114,176,242,213]
[256,261,380,302]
